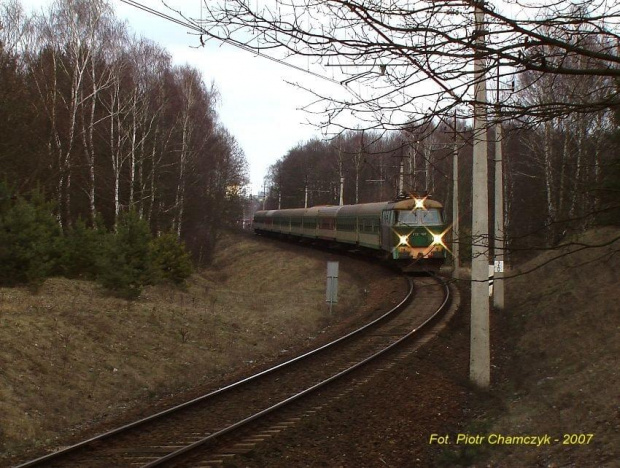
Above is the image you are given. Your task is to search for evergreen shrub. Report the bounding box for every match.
[0,188,61,286]
[97,211,153,299]
[57,217,108,279]
[0,186,195,297]
[149,232,193,285]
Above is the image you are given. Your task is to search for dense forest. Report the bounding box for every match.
[0,0,248,273]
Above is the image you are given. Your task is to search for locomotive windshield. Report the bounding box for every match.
[396,209,442,226]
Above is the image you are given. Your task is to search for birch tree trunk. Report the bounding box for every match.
[543,120,556,227]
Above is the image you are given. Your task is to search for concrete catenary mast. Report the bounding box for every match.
[470,0,491,388]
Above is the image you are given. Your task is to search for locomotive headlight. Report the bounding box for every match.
[431,232,445,247]
[398,234,409,246]
[413,196,427,210]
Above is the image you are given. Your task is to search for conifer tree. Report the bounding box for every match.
[97,210,153,298]
[0,186,61,286]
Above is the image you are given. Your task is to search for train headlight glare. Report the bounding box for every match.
[413,197,427,210]
[432,233,444,246]
[398,234,409,246]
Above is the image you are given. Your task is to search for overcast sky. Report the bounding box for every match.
[23,0,346,194]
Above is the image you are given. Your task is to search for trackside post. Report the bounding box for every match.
[326,261,339,315]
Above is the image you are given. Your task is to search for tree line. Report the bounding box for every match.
[0,0,248,276]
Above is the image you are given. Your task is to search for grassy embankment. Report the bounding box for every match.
[0,233,365,461]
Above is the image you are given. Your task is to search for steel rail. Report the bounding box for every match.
[142,275,451,468]
[14,274,413,468]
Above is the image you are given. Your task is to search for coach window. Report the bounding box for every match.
[319,218,334,230]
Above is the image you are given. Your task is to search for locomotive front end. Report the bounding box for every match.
[388,196,447,269]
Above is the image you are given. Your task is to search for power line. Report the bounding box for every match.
[120,0,201,32]
[119,0,343,86]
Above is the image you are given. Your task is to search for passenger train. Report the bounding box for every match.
[253,194,447,270]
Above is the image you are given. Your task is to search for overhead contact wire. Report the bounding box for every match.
[119,0,343,86]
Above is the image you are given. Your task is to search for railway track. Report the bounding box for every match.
[15,273,452,468]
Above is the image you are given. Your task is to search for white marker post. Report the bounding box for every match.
[326,261,339,315]
[489,261,504,297]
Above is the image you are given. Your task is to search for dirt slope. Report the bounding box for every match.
[459,226,620,467]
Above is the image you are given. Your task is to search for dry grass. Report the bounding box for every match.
[0,233,363,460]
[479,227,620,467]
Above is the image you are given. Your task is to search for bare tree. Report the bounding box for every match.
[78,2,117,225]
[128,39,168,219]
[30,0,115,228]
[0,0,33,56]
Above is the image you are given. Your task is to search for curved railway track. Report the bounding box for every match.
[15,273,452,468]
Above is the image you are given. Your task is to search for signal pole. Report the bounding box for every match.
[470,0,490,388]
[452,112,460,277]
[493,65,505,310]
[337,143,345,206]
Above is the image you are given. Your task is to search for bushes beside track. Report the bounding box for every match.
[0,185,192,298]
